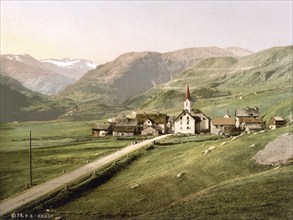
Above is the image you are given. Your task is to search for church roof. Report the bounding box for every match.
[184,85,191,101]
[174,110,201,122]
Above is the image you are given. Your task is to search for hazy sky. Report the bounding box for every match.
[1,1,292,64]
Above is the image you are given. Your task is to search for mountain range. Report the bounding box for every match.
[125,45,292,111]
[61,47,253,103]
[1,45,292,122]
[0,54,96,95]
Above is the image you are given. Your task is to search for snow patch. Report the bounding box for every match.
[86,62,97,69]
[41,59,80,67]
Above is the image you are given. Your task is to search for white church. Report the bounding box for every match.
[174,85,210,134]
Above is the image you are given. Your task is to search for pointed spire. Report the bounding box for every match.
[185,85,191,101]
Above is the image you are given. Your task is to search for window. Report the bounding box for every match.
[187,116,189,120]
[187,126,190,129]
[187,121,189,125]
[180,127,182,130]
[180,121,182,125]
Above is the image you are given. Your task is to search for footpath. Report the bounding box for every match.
[0,134,172,217]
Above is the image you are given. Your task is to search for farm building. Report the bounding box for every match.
[136,113,168,134]
[235,106,265,132]
[112,117,140,136]
[269,116,287,129]
[211,117,237,135]
[92,124,113,137]
[238,117,266,131]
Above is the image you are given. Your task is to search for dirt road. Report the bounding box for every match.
[0,134,172,216]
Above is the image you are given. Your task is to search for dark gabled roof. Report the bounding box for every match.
[113,126,136,132]
[273,116,285,121]
[116,118,138,127]
[174,110,201,122]
[212,117,235,126]
[236,107,260,117]
[136,113,167,124]
[239,117,265,124]
[92,124,112,130]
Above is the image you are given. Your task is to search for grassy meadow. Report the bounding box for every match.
[48,126,293,219]
[0,120,133,200]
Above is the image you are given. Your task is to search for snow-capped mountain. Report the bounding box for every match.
[41,59,97,80]
[0,54,96,95]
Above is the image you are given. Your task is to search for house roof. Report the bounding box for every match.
[116,118,138,127]
[136,113,167,124]
[273,116,285,121]
[185,85,191,101]
[113,126,136,132]
[92,124,112,130]
[212,117,235,126]
[240,117,265,124]
[236,107,260,117]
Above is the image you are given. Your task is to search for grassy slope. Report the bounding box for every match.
[125,87,292,123]
[54,126,292,219]
[0,121,132,200]
[124,46,292,114]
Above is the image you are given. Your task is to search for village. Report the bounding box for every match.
[92,85,287,137]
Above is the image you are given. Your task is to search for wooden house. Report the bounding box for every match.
[235,106,265,131]
[211,117,236,135]
[92,124,113,137]
[112,117,139,136]
[269,116,287,129]
[238,117,266,131]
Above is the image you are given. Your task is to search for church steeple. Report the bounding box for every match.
[185,85,191,101]
[184,85,192,112]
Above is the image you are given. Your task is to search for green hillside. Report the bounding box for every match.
[0,74,75,122]
[125,46,292,114]
[52,126,292,219]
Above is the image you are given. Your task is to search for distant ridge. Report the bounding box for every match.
[0,55,96,94]
[61,46,253,103]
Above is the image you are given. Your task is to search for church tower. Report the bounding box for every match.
[183,85,192,112]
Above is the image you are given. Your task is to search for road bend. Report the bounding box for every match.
[0,134,172,216]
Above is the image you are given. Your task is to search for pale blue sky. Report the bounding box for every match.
[1,1,292,63]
